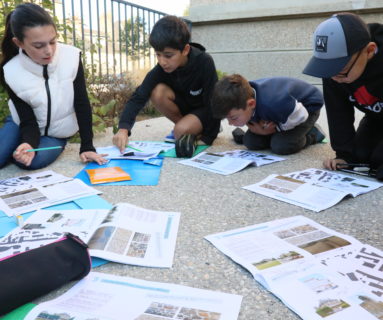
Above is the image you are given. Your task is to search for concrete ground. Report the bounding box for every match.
[1,114,382,320]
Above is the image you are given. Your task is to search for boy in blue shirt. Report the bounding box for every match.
[211,74,324,155]
[113,16,220,157]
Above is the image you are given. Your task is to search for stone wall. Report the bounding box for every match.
[188,0,383,85]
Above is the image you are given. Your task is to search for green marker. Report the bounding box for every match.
[127,145,143,152]
[26,146,63,152]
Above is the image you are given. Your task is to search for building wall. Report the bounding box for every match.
[188,0,383,85]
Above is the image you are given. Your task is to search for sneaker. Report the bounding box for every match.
[164,130,175,143]
[175,134,197,158]
[232,127,245,144]
[307,124,325,144]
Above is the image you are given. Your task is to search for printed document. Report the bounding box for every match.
[97,141,174,160]
[0,202,180,268]
[243,168,382,212]
[25,272,242,320]
[206,215,383,320]
[0,170,101,217]
[179,150,284,175]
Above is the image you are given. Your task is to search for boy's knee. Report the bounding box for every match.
[270,139,303,155]
[150,83,174,105]
[243,131,269,150]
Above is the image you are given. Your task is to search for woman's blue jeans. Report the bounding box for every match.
[0,116,67,170]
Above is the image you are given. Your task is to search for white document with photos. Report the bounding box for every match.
[25,272,242,320]
[243,168,382,212]
[0,208,109,260]
[179,151,254,175]
[218,149,285,166]
[97,141,174,160]
[0,203,180,268]
[0,171,101,217]
[205,215,383,320]
[87,202,180,268]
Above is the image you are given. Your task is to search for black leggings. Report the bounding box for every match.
[353,115,383,169]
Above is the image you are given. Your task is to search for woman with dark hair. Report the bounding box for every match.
[0,3,106,169]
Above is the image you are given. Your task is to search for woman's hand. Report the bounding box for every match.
[323,158,347,170]
[80,151,108,165]
[113,129,129,153]
[247,120,276,135]
[13,143,35,166]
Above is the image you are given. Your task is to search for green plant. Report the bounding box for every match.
[216,69,228,80]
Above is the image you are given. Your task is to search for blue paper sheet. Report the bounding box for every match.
[0,195,112,268]
[74,158,163,186]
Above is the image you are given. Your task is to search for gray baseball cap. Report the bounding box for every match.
[303,13,371,78]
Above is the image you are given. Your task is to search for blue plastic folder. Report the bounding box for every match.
[74,158,163,186]
[0,195,112,268]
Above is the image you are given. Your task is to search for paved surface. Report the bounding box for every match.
[1,114,382,320]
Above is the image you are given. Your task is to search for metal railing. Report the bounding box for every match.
[52,0,167,77]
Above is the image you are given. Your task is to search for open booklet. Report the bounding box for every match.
[0,170,101,217]
[97,141,175,160]
[0,202,180,268]
[205,215,383,320]
[24,272,242,320]
[179,150,284,175]
[243,168,382,212]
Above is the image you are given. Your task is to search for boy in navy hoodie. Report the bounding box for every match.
[211,74,324,155]
[303,12,383,177]
[113,16,220,157]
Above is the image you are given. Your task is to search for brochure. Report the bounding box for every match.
[0,170,101,217]
[0,202,181,268]
[243,168,382,212]
[179,150,284,175]
[24,272,243,320]
[97,141,174,160]
[218,149,285,166]
[205,215,383,320]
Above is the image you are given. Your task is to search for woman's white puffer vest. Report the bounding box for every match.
[4,43,80,138]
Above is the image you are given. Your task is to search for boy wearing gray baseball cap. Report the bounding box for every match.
[303,12,383,177]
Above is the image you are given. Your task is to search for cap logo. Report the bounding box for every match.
[315,36,328,52]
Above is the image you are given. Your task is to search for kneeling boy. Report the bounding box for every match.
[113,16,220,157]
[211,74,324,155]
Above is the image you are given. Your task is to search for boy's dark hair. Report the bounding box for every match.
[149,15,190,51]
[0,3,55,86]
[211,74,255,119]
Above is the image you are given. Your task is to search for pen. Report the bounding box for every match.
[336,163,370,167]
[127,145,143,152]
[26,146,63,152]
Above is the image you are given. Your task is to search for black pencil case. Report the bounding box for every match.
[0,232,91,315]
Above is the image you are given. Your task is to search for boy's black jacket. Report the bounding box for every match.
[118,43,217,131]
[323,23,383,161]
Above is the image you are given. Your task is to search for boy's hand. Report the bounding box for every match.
[247,120,276,135]
[13,143,35,166]
[323,158,347,170]
[113,129,129,153]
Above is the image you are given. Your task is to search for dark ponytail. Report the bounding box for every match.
[0,3,56,86]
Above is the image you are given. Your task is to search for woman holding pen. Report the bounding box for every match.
[0,3,107,170]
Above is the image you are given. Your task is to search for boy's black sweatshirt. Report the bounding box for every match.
[323,23,383,162]
[118,43,217,131]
